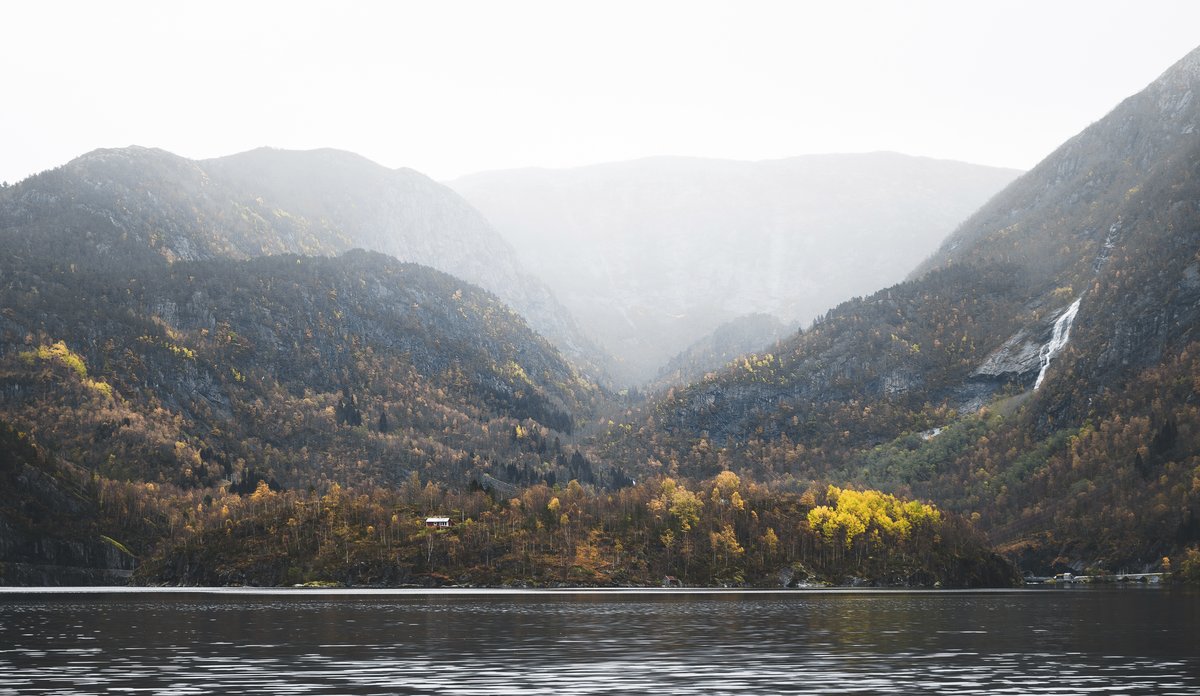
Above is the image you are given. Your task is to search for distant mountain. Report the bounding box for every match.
[600,45,1200,572]
[450,153,1020,384]
[649,313,792,393]
[0,146,609,379]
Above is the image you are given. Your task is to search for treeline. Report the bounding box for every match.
[132,469,1015,588]
[594,336,1200,573]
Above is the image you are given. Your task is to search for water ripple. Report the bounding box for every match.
[1,589,1197,695]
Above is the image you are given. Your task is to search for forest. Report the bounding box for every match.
[0,231,1013,587]
[1,419,1014,588]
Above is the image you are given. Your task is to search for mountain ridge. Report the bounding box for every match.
[0,145,612,381]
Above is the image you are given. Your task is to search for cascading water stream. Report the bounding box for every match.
[1034,297,1082,390]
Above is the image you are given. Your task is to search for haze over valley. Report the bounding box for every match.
[451,153,1020,384]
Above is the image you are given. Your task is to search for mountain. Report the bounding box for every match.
[0,246,1001,589]
[599,45,1200,573]
[0,248,600,489]
[0,147,1013,587]
[649,313,792,393]
[0,144,632,584]
[450,154,1021,384]
[0,146,609,379]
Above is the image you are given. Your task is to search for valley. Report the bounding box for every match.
[451,153,1020,385]
[3,45,1200,589]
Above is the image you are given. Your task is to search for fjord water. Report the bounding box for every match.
[1,588,1197,694]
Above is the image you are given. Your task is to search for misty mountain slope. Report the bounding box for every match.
[909,45,1200,421]
[0,247,602,492]
[916,46,1200,283]
[649,313,792,393]
[0,146,609,379]
[597,44,1200,570]
[451,153,1021,384]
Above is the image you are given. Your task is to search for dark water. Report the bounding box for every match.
[1,587,1198,695]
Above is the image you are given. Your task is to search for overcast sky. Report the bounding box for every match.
[3,1,1199,185]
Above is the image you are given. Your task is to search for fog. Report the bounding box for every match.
[451,154,1020,383]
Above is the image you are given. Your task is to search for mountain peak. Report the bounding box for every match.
[208,146,392,175]
[1152,42,1200,88]
[71,144,175,161]
[1144,43,1200,130]
[64,145,197,175]
[916,43,1200,283]
[3,144,610,380]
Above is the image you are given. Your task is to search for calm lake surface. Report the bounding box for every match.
[1,587,1198,694]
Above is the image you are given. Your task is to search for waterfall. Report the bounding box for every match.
[1034,298,1082,390]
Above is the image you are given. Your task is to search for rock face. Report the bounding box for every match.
[910,44,1200,422]
[451,153,1021,384]
[0,428,136,586]
[971,299,1082,385]
[973,329,1045,382]
[0,519,135,586]
[0,146,609,380]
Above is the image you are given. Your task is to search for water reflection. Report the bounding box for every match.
[1,589,1197,694]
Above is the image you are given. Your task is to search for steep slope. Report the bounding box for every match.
[601,45,1200,572]
[901,46,1200,442]
[0,146,609,379]
[0,247,600,493]
[451,154,1020,384]
[0,422,139,585]
[649,313,792,393]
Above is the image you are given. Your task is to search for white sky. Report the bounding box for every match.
[3,1,1199,184]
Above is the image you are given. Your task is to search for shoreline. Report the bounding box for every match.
[1,584,1152,597]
